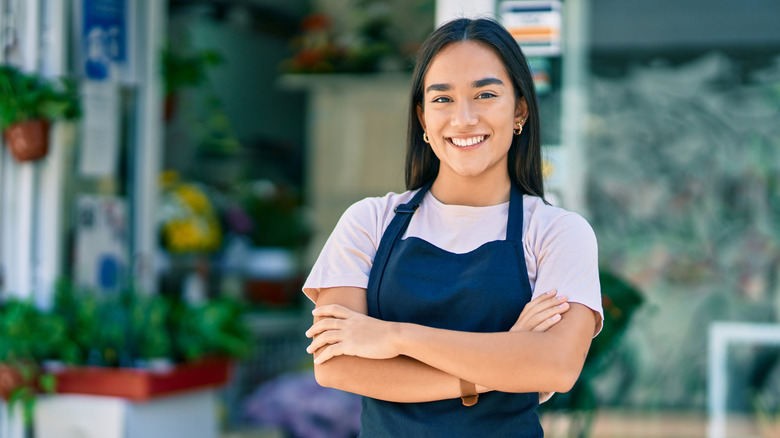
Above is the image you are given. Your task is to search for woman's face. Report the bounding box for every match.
[417,41,526,183]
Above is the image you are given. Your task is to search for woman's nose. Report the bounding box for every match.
[451,100,478,127]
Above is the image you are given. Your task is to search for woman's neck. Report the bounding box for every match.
[429,171,512,207]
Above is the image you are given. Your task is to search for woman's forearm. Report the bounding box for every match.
[390,304,596,393]
[314,354,465,402]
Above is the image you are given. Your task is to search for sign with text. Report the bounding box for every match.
[80,0,133,81]
[500,1,563,56]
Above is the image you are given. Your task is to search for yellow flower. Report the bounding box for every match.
[159,169,180,189]
[176,184,212,214]
[542,158,555,180]
[159,174,223,253]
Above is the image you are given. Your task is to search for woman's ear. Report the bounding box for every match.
[416,103,426,131]
[515,96,529,120]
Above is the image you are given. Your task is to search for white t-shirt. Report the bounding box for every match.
[304,189,604,334]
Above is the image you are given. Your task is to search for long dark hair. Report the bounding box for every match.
[405,18,544,199]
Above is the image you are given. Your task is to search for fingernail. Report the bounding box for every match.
[552,314,561,321]
[557,295,568,301]
[312,308,318,315]
[546,290,556,296]
[559,303,569,309]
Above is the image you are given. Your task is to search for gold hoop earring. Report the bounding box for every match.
[423,132,430,143]
[514,116,528,135]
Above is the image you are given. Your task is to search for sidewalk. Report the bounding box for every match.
[542,410,766,438]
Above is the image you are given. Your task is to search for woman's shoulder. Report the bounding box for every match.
[523,195,595,240]
[340,188,419,230]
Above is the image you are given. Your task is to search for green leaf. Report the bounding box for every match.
[38,373,57,393]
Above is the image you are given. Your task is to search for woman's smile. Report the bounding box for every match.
[448,135,489,148]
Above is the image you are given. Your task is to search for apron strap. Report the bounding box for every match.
[366,181,433,318]
[505,183,525,243]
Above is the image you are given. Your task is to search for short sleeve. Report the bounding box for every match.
[530,213,604,336]
[302,199,382,303]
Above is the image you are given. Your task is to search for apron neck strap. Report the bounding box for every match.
[394,180,433,214]
[505,183,524,243]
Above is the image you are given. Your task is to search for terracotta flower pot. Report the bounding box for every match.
[2,118,51,162]
[0,364,25,400]
[53,358,231,402]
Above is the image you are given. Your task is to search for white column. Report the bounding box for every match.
[3,0,41,299]
[132,0,166,294]
[33,0,70,308]
[40,0,67,77]
[708,324,728,438]
[35,122,72,308]
[436,0,496,26]
[560,0,589,215]
[10,163,35,299]
[21,0,40,72]
[0,400,25,438]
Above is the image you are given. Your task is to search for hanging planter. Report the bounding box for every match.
[0,65,80,162]
[3,118,51,162]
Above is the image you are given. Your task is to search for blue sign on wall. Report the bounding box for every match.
[83,0,126,80]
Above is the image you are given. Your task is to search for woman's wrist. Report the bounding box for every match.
[389,321,409,357]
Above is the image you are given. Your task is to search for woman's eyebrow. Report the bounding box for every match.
[425,77,505,93]
[426,83,450,93]
[473,77,504,88]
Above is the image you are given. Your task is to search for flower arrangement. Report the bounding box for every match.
[158,170,223,254]
[281,1,424,74]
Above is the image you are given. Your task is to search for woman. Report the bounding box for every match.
[303,18,603,436]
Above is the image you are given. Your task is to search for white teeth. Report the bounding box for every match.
[451,136,485,147]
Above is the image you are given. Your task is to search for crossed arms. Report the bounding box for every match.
[305,286,598,403]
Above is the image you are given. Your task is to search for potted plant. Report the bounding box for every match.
[47,282,252,398]
[0,298,79,424]
[161,44,223,121]
[0,65,81,162]
[0,280,253,426]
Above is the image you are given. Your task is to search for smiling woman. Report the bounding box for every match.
[302,18,603,437]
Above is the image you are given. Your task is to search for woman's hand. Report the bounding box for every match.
[510,289,569,333]
[306,304,400,364]
[511,289,569,403]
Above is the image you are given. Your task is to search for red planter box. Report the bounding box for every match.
[54,358,231,402]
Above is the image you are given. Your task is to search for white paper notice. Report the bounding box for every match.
[74,195,128,292]
[79,80,121,177]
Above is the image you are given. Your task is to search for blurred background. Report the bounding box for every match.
[0,0,779,437]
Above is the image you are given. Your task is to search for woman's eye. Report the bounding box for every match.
[431,96,452,103]
[477,92,497,99]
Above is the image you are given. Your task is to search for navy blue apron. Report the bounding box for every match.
[361,181,542,437]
